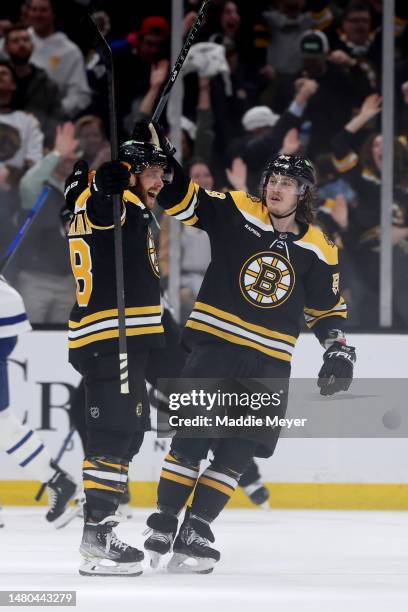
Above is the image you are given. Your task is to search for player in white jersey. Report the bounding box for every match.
[0,276,78,528]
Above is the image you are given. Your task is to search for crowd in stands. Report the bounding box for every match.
[1,0,408,328]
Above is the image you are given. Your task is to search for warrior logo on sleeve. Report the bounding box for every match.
[239,251,295,308]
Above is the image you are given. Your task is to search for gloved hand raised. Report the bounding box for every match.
[64,159,89,212]
[131,120,176,157]
[93,161,130,196]
[317,341,356,396]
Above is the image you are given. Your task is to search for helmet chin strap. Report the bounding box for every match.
[269,204,297,220]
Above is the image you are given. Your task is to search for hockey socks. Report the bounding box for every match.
[0,409,54,482]
[190,465,240,521]
[82,456,129,521]
[157,451,200,514]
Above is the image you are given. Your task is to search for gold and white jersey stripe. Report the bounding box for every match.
[186,301,296,362]
[304,297,347,328]
[69,305,163,348]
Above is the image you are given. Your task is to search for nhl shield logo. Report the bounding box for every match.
[90,406,99,418]
[239,251,295,308]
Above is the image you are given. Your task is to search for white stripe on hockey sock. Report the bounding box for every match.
[0,409,54,482]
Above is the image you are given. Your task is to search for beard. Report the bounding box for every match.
[9,53,31,66]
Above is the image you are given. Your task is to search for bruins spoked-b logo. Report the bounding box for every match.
[147,227,160,278]
[239,251,295,308]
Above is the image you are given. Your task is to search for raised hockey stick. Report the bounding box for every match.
[35,426,76,502]
[81,13,129,394]
[0,186,51,275]
[151,0,212,123]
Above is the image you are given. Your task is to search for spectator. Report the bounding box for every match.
[0,122,21,252]
[330,93,408,327]
[292,29,373,158]
[123,58,169,135]
[0,60,44,176]
[16,122,78,323]
[75,115,110,170]
[115,16,170,128]
[327,1,381,88]
[262,0,314,77]
[26,0,91,117]
[228,77,319,192]
[4,23,64,146]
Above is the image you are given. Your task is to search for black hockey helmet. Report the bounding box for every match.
[118,140,173,183]
[260,154,316,199]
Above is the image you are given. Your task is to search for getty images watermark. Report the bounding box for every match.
[156,382,307,436]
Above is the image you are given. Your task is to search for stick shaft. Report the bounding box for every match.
[0,186,50,275]
[151,0,211,123]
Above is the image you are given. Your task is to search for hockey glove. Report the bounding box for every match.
[150,121,176,157]
[131,120,153,143]
[93,161,130,196]
[64,159,89,212]
[317,342,356,396]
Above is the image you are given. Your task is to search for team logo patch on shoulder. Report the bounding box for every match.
[205,190,226,199]
[147,227,160,278]
[239,251,295,308]
[247,193,262,203]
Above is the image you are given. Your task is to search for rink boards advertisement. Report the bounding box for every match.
[2,331,408,509]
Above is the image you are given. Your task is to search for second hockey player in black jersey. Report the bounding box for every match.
[143,124,356,573]
[64,129,169,576]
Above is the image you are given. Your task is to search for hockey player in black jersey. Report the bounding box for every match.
[64,128,170,576]
[142,124,356,573]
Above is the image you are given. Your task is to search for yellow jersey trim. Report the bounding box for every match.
[230,191,271,227]
[68,325,164,348]
[194,301,297,345]
[186,320,292,362]
[166,180,196,215]
[69,305,162,329]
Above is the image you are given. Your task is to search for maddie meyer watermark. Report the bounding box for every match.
[155,378,307,438]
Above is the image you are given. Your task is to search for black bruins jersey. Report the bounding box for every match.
[67,185,164,367]
[158,160,347,364]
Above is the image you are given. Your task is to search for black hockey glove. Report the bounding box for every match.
[64,159,89,212]
[150,120,176,157]
[317,342,356,396]
[93,161,130,196]
[131,120,153,143]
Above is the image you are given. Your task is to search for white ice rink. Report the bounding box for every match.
[0,507,407,612]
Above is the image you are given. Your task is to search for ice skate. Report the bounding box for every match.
[242,480,270,509]
[144,511,178,568]
[46,463,80,528]
[79,515,144,576]
[168,512,220,574]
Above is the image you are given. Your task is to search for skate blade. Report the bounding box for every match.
[167,553,216,574]
[79,558,143,577]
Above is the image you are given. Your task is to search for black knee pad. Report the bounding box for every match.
[83,353,150,433]
[171,436,212,464]
[125,431,145,461]
[86,429,134,458]
[212,438,258,475]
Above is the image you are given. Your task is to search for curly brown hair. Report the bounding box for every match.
[295,186,316,225]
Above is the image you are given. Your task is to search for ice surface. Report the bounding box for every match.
[0,507,407,612]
